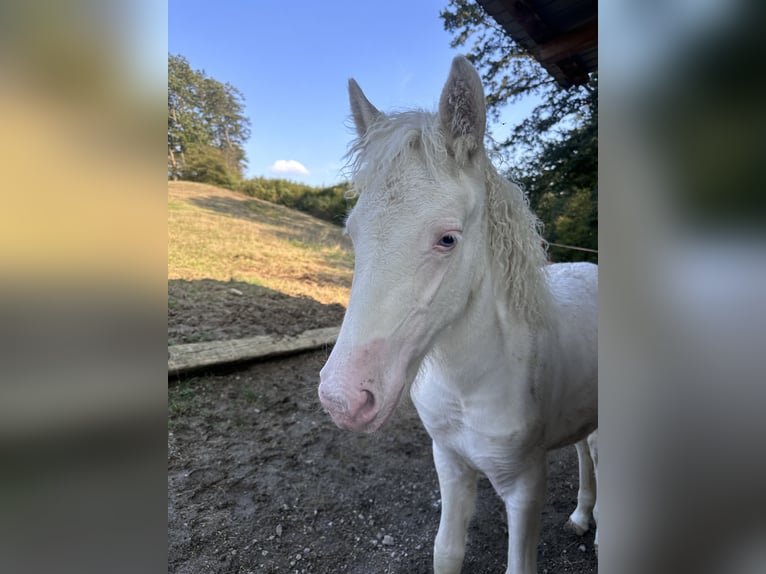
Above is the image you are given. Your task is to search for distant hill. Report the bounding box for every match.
[168,181,353,306]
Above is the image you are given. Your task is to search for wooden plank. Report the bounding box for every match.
[168,326,340,376]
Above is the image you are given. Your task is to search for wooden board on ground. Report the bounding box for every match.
[168,326,339,376]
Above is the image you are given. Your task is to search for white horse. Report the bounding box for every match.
[318,56,598,574]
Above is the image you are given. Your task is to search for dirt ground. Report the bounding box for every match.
[168,279,597,573]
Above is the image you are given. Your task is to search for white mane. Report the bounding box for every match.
[345,109,551,326]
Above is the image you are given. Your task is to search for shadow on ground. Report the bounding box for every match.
[168,278,346,346]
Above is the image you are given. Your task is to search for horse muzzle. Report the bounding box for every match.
[317,380,380,432]
[318,337,408,432]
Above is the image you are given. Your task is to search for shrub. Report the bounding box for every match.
[237,178,355,226]
[182,145,239,189]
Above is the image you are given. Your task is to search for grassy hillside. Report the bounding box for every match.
[168,181,353,306]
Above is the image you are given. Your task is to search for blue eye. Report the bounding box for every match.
[438,234,457,248]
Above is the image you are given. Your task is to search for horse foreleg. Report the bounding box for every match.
[495,453,546,574]
[432,442,478,574]
[567,437,597,535]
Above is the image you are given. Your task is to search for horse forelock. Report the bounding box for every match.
[345,110,451,200]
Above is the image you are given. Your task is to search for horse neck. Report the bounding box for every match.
[428,259,536,386]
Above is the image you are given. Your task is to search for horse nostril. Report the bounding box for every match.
[361,389,375,409]
[356,389,376,421]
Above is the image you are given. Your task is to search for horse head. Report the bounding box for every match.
[318,57,492,432]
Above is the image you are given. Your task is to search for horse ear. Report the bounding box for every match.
[348,79,381,137]
[439,56,486,162]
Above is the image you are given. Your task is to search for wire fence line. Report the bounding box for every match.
[547,241,598,255]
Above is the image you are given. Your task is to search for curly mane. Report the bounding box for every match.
[484,161,551,326]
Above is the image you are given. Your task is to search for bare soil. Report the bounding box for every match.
[168,279,597,573]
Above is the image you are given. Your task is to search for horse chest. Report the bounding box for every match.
[412,374,542,472]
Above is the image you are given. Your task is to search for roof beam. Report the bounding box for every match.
[538,17,598,64]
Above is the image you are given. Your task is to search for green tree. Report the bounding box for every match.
[168,54,208,178]
[441,0,597,262]
[198,77,250,176]
[168,54,250,183]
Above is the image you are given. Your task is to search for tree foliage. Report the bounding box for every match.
[183,145,238,189]
[441,0,597,262]
[168,54,250,185]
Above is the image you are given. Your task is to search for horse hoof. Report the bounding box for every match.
[565,517,589,536]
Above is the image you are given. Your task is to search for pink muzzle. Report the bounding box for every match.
[318,338,404,432]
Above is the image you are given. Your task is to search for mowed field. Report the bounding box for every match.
[168,181,353,307]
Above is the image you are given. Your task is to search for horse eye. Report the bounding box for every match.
[438,234,457,249]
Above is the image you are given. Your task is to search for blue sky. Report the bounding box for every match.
[169,0,537,187]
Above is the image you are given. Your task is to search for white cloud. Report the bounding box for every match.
[270,159,310,175]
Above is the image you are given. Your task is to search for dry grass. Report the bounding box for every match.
[168,181,353,306]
